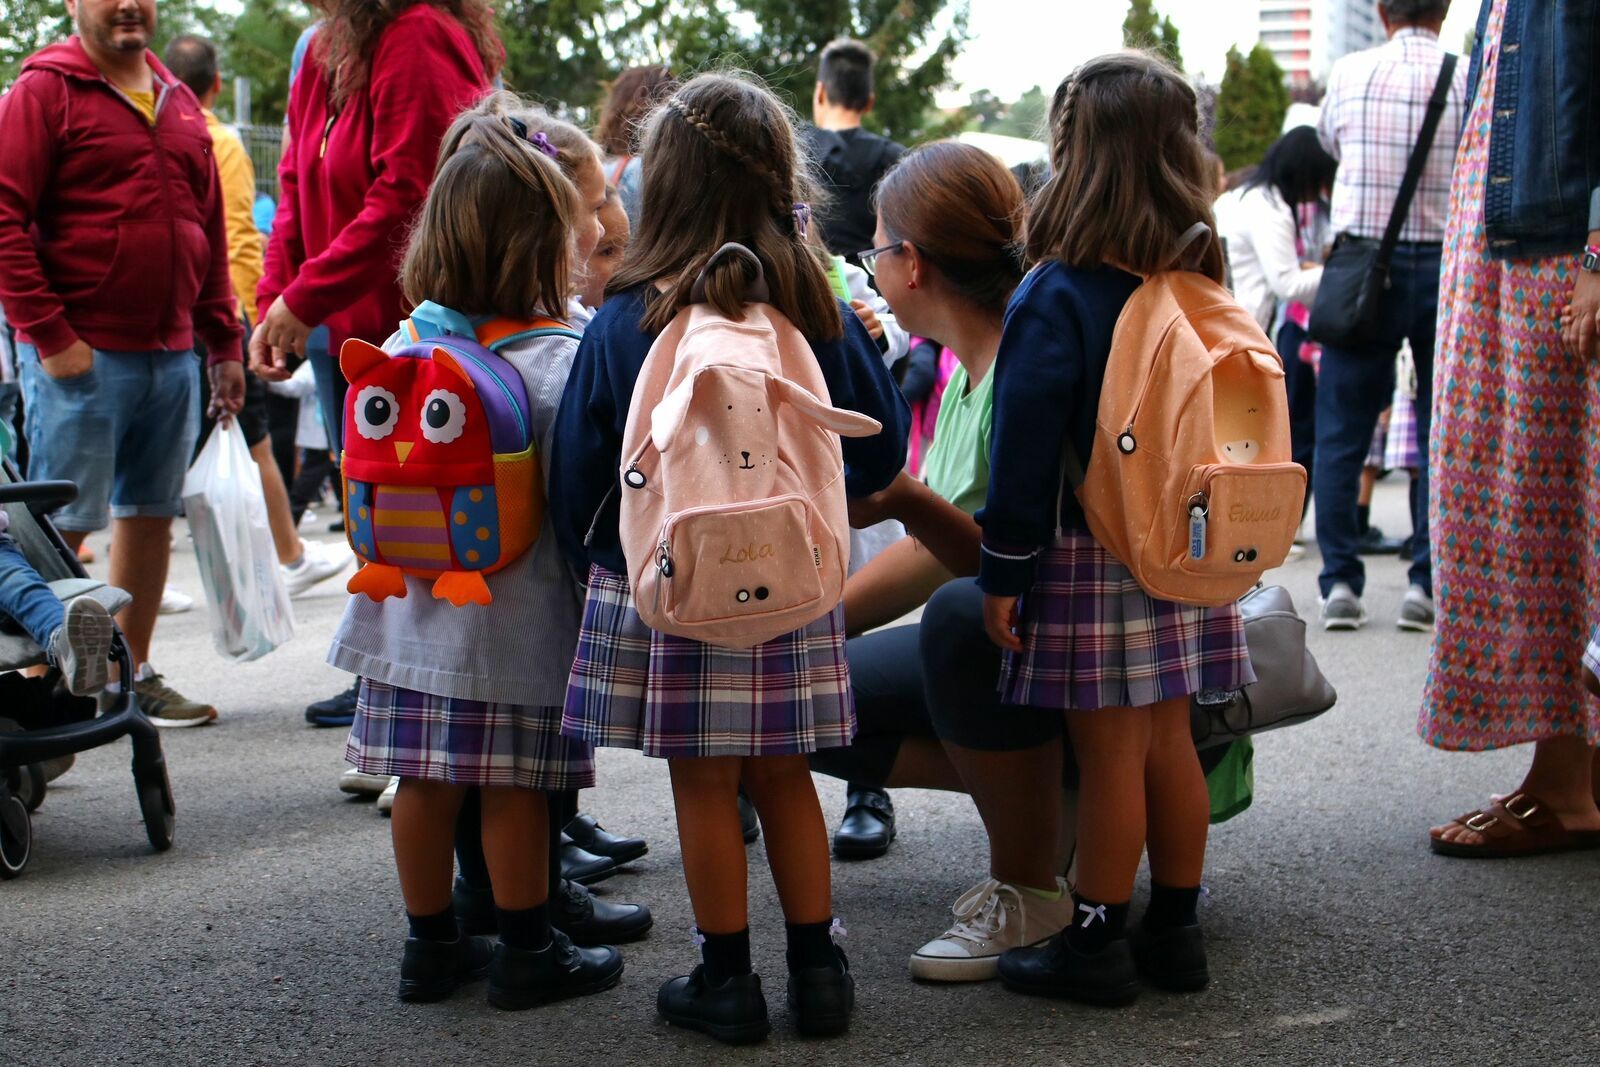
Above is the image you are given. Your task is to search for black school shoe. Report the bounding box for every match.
[565,811,649,865]
[996,933,1140,1007]
[1131,923,1209,992]
[560,832,619,886]
[451,876,653,946]
[657,966,770,1045]
[305,681,359,727]
[397,934,494,1003]
[487,930,624,1011]
[832,787,896,860]
[787,947,855,1038]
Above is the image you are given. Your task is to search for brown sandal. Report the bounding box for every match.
[1430,791,1600,858]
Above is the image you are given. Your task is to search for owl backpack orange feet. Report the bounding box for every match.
[348,563,409,602]
[432,570,493,607]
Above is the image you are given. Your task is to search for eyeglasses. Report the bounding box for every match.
[856,241,906,278]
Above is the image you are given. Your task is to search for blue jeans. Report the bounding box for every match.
[1277,319,1318,513]
[1313,242,1440,598]
[0,532,64,646]
[17,344,201,532]
[303,326,342,456]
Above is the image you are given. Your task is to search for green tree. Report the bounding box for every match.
[218,0,311,125]
[988,84,1046,139]
[2,0,228,87]
[495,0,970,144]
[966,87,1005,131]
[1212,43,1289,170]
[1121,0,1183,70]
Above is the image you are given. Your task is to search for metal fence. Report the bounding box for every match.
[237,123,284,199]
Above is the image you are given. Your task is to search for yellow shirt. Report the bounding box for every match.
[203,108,264,324]
[125,89,157,125]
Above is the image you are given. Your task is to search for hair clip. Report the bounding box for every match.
[792,202,812,239]
[507,116,561,161]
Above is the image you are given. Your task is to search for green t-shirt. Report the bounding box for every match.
[922,361,994,516]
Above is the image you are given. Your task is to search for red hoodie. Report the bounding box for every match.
[257,6,491,358]
[0,39,242,364]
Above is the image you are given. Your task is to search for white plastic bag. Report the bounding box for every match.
[181,420,294,661]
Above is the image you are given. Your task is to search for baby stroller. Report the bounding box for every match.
[0,459,175,878]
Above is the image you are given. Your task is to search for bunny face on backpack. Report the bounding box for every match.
[618,244,882,648]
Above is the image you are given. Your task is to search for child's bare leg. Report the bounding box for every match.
[1066,706,1151,905]
[391,778,468,927]
[740,754,831,924]
[1142,695,1208,890]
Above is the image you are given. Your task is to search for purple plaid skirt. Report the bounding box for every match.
[560,566,856,758]
[346,679,595,790]
[1384,393,1420,470]
[999,532,1255,711]
[1366,407,1392,468]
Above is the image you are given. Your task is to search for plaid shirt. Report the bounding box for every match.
[1318,29,1468,243]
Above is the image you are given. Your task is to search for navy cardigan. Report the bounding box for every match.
[977,261,1141,598]
[549,286,911,578]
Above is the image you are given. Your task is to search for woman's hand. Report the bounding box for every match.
[982,594,1023,653]
[252,298,313,381]
[1562,268,1600,360]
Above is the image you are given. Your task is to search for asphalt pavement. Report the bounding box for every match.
[2,479,1596,1066]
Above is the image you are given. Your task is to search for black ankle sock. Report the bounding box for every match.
[699,927,752,985]
[496,903,552,951]
[1143,883,1201,931]
[1063,895,1129,954]
[1356,504,1371,535]
[785,919,839,972]
[407,907,458,943]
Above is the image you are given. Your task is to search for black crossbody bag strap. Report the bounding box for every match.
[1373,54,1457,279]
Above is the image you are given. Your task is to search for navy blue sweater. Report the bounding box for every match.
[977,261,1141,597]
[550,286,911,577]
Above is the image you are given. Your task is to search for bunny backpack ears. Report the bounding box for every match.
[615,243,882,648]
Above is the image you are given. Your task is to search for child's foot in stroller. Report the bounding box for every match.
[136,672,217,727]
[47,597,113,696]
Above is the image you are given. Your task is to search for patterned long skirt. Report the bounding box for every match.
[1420,0,1600,751]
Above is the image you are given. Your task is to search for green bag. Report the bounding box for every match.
[1205,737,1254,824]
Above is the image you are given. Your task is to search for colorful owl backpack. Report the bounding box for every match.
[338,301,579,607]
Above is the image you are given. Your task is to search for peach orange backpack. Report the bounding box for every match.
[1066,225,1306,607]
[617,244,883,648]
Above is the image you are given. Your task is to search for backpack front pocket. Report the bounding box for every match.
[655,494,825,627]
[1171,463,1306,577]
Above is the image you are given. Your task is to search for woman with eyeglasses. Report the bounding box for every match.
[809,141,1093,981]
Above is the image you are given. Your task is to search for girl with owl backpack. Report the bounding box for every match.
[330,104,626,1012]
[549,73,909,1045]
[976,54,1261,1008]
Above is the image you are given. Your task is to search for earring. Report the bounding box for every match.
[907,279,918,290]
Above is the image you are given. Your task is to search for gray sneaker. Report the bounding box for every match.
[47,597,114,696]
[1318,582,1367,631]
[137,673,217,728]
[1397,585,1435,632]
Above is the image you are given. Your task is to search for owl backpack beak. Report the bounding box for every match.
[394,441,414,464]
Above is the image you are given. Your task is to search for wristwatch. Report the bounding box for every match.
[1585,244,1600,273]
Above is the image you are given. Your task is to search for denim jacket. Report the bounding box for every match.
[1469,0,1600,258]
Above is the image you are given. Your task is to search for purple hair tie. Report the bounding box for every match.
[792,202,812,238]
[507,117,560,161]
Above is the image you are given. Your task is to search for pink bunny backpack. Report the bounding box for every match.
[616,243,883,648]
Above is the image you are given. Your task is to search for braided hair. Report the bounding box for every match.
[607,72,841,338]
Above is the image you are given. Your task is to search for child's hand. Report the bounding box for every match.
[850,299,885,340]
[983,594,1023,653]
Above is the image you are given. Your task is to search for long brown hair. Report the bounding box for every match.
[313,0,503,109]
[594,65,677,157]
[875,141,1025,315]
[400,111,579,321]
[607,72,843,341]
[1025,52,1225,283]
[441,90,601,185]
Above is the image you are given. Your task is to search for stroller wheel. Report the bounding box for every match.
[138,775,174,853]
[0,789,31,879]
[16,764,46,814]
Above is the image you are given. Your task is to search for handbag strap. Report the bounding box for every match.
[1373,53,1458,272]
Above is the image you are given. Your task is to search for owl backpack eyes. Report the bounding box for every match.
[421,389,468,444]
[354,385,400,440]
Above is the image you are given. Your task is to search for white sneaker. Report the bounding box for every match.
[298,508,320,532]
[376,776,399,815]
[1317,581,1367,631]
[282,540,355,598]
[908,877,1077,982]
[339,766,393,797]
[158,586,194,615]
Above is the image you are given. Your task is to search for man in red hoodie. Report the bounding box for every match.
[0,0,245,726]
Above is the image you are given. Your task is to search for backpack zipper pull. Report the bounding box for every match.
[654,539,671,614]
[1188,493,1208,560]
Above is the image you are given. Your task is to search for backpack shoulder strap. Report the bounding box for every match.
[476,316,583,351]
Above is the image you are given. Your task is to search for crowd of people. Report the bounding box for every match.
[0,0,1597,1047]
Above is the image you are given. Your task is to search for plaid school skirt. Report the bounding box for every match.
[999,531,1255,711]
[560,566,856,758]
[346,679,596,791]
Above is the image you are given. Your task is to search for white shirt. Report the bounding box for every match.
[841,260,910,368]
[1216,184,1323,332]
